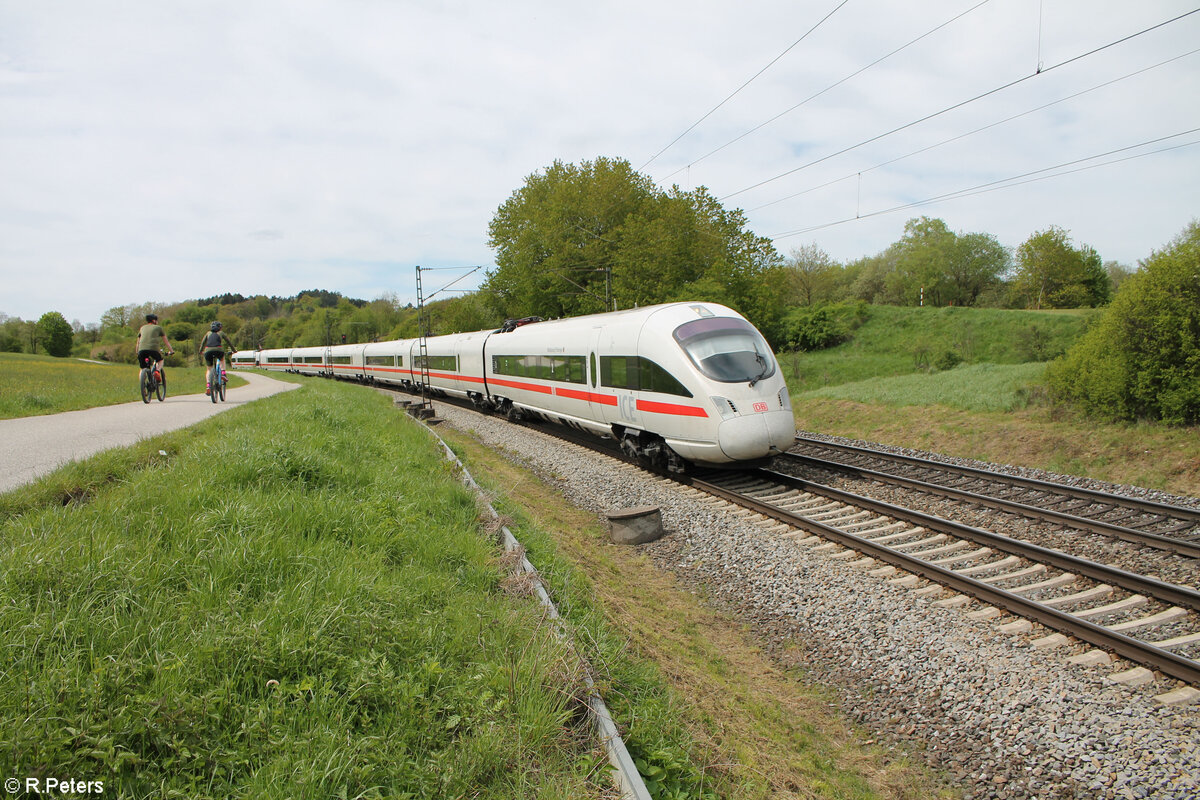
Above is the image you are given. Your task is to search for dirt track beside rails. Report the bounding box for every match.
[0,372,296,495]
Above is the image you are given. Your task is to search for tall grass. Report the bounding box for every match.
[0,353,242,418]
[780,305,1093,391]
[0,381,607,798]
[802,362,1049,413]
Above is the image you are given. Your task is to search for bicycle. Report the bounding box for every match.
[208,357,228,403]
[139,355,167,403]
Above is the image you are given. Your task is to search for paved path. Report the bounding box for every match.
[0,371,297,495]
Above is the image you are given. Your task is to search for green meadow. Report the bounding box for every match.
[779,305,1198,496]
[0,352,245,419]
[0,378,724,798]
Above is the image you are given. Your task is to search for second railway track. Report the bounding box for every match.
[788,435,1200,558]
[693,467,1200,694]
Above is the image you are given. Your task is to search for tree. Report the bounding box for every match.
[784,243,839,305]
[1046,221,1200,424]
[1013,226,1109,308]
[948,231,1009,306]
[1105,260,1136,294]
[485,157,785,340]
[36,311,74,357]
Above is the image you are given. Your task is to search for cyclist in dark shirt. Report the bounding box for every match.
[135,313,174,372]
[200,321,236,396]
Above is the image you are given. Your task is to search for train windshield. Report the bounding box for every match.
[672,316,776,384]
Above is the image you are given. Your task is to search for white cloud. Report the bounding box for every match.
[1,0,1197,322]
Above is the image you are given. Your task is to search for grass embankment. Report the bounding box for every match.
[779,306,1199,497]
[0,352,245,419]
[1,379,688,798]
[437,424,951,800]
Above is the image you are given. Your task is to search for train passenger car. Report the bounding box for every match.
[362,341,407,385]
[230,350,259,369]
[327,343,367,381]
[257,347,294,372]
[290,346,329,377]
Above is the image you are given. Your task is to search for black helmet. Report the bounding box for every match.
[146,313,158,323]
[211,321,222,331]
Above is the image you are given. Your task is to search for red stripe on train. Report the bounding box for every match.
[554,387,618,406]
[635,399,708,417]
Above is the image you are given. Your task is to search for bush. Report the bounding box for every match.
[1046,221,1200,424]
[933,349,963,371]
[36,312,74,357]
[782,302,864,351]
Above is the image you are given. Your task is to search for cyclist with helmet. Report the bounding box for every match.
[136,313,174,375]
[199,321,236,395]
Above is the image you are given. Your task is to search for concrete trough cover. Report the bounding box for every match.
[406,405,435,420]
[607,505,664,545]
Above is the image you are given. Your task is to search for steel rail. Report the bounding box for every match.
[692,468,1200,686]
[780,450,1200,559]
[792,436,1200,529]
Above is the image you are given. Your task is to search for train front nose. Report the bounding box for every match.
[717,410,795,461]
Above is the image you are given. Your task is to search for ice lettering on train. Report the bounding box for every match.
[618,394,640,423]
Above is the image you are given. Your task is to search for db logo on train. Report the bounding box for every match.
[753,401,769,413]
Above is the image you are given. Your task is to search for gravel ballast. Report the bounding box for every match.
[434,403,1200,800]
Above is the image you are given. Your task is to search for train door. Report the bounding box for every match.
[591,322,642,431]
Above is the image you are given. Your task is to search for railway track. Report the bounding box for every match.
[381,387,1200,698]
[787,436,1200,559]
[691,466,1200,696]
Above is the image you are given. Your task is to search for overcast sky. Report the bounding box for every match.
[2,0,1197,325]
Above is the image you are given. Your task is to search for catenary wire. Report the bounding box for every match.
[750,46,1200,212]
[771,129,1200,239]
[720,8,1200,202]
[637,0,850,171]
[660,0,994,182]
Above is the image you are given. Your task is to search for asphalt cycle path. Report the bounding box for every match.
[0,371,297,495]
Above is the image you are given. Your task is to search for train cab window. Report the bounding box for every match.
[599,356,692,397]
[673,317,776,383]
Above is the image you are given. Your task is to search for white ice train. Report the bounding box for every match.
[242,302,796,471]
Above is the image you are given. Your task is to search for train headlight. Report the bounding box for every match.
[710,396,738,420]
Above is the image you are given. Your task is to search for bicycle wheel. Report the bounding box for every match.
[218,371,227,402]
[209,365,218,403]
[156,369,166,402]
[140,368,151,403]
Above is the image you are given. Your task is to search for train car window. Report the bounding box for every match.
[366,355,395,367]
[266,356,288,363]
[415,355,457,371]
[303,356,323,364]
[493,355,586,384]
[590,353,597,388]
[672,317,776,383]
[600,356,692,397]
[547,355,586,383]
[331,356,353,364]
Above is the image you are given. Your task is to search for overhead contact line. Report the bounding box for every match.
[638,0,851,171]
[720,8,1200,202]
